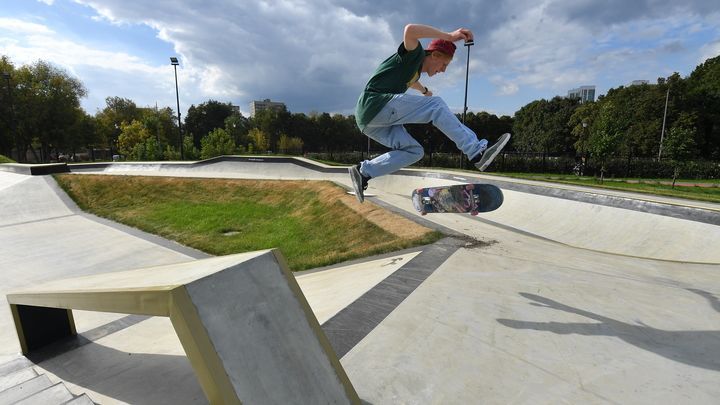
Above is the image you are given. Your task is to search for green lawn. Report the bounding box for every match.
[54,174,442,270]
[491,172,720,203]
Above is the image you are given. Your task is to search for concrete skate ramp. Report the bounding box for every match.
[7,249,359,404]
[71,156,720,263]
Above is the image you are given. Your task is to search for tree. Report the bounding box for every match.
[247,128,269,153]
[184,100,236,147]
[663,112,698,187]
[0,55,16,159]
[95,97,140,157]
[11,61,87,162]
[685,55,720,159]
[117,120,151,157]
[200,128,236,159]
[251,108,291,152]
[588,100,624,182]
[277,133,304,155]
[140,106,178,148]
[224,112,250,148]
[66,109,100,161]
[513,99,547,154]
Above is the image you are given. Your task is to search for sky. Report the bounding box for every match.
[1,0,719,119]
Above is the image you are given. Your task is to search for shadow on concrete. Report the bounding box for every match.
[686,288,720,313]
[497,292,720,372]
[38,342,206,404]
[37,340,376,404]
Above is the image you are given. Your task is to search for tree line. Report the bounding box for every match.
[1,53,718,179]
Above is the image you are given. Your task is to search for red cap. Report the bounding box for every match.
[426,39,456,57]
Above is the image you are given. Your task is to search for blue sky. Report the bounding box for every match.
[1,0,719,119]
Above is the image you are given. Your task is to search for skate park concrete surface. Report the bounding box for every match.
[1,156,719,404]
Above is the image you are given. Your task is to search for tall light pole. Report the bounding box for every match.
[2,72,19,162]
[460,39,474,170]
[170,57,183,160]
[658,87,670,160]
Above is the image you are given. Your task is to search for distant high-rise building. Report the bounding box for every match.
[629,80,649,86]
[567,85,596,103]
[250,99,286,116]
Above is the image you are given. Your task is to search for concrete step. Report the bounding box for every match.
[0,374,52,403]
[0,357,96,405]
[14,382,74,405]
[0,367,38,392]
[62,393,96,405]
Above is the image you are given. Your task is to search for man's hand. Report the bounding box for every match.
[448,28,473,43]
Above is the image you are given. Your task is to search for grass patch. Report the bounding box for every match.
[491,172,720,204]
[0,155,16,163]
[54,174,442,270]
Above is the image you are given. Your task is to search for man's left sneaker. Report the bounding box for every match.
[471,133,511,171]
[348,164,370,203]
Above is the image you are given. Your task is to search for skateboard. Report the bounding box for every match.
[411,183,503,216]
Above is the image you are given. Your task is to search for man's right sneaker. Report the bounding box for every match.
[471,132,511,171]
[348,164,370,203]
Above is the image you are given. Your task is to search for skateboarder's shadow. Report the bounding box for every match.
[497,291,720,371]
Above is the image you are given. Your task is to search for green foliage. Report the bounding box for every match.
[224,112,250,146]
[182,135,200,160]
[163,144,180,161]
[118,120,151,156]
[200,128,236,159]
[2,59,87,162]
[277,133,304,155]
[185,100,236,147]
[95,96,141,155]
[0,154,16,163]
[664,112,698,162]
[685,55,720,159]
[248,128,269,152]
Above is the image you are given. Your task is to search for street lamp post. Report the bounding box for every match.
[2,72,20,162]
[460,39,474,170]
[658,87,670,160]
[170,57,183,160]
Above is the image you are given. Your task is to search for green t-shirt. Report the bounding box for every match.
[355,43,425,131]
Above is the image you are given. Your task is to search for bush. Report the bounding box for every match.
[0,154,16,163]
[200,128,236,159]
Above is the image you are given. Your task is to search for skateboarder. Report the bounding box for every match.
[349,23,510,202]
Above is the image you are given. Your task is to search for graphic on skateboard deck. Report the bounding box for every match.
[411,183,503,216]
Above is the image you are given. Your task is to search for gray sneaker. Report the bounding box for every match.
[472,132,511,171]
[348,164,369,203]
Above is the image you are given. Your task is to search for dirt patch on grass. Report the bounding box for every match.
[331,187,432,239]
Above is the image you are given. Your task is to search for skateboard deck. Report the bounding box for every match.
[411,183,503,215]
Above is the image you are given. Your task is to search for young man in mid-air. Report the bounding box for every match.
[349,23,511,202]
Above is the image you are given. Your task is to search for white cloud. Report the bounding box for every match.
[699,40,720,63]
[3,0,720,117]
[0,18,54,35]
[497,81,519,96]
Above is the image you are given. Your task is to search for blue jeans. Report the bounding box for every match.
[359,94,487,178]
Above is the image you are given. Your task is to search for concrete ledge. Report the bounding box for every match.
[7,249,359,404]
[0,163,70,175]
